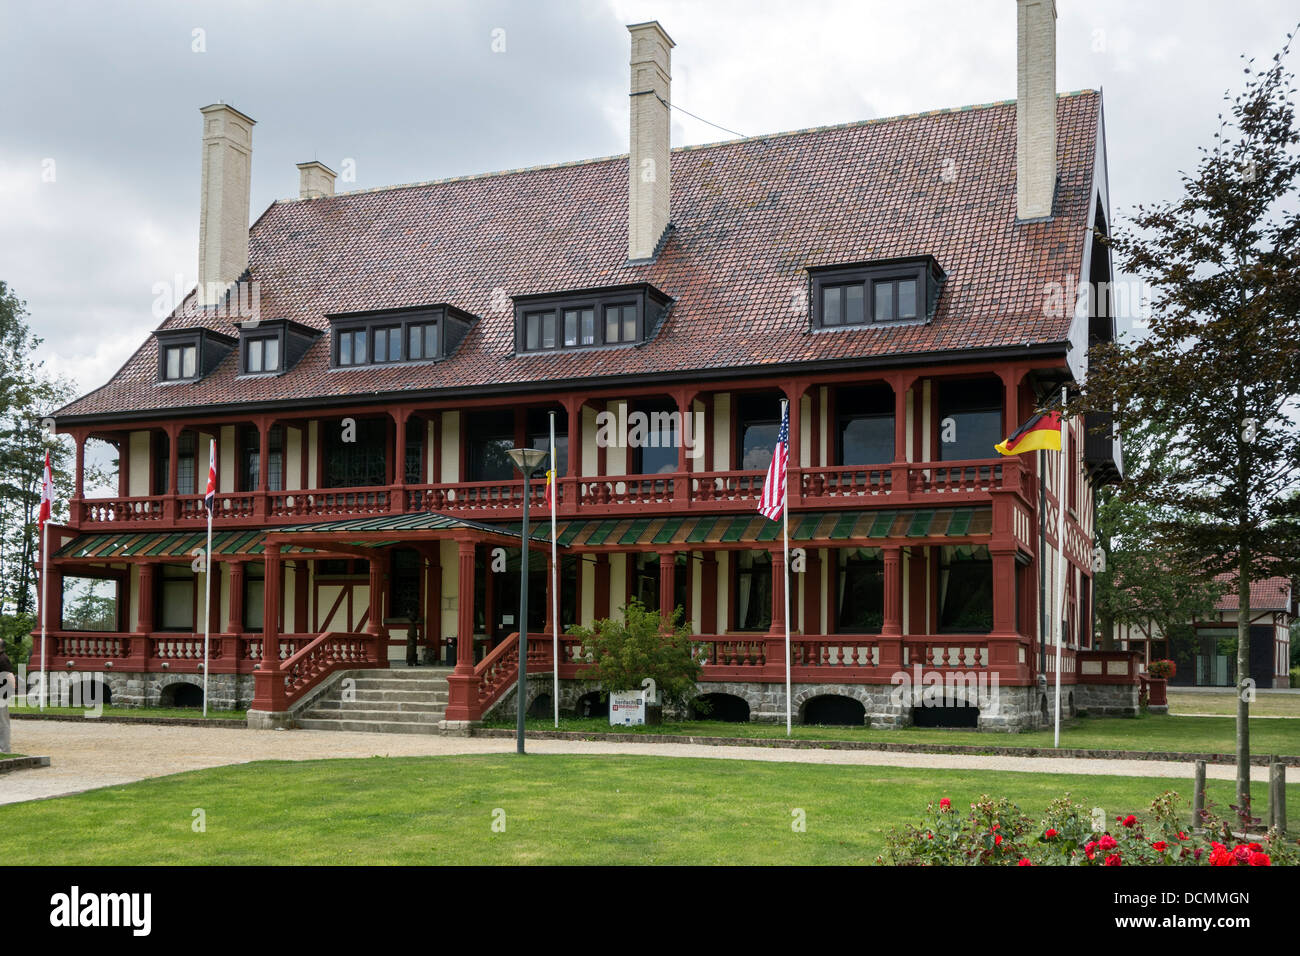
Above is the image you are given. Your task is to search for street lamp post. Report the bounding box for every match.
[506,446,548,754]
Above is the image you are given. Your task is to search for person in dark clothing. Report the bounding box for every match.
[0,648,13,753]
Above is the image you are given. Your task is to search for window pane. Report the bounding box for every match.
[837,549,884,633]
[604,306,619,343]
[388,327,402,361]
[339,333,352,365]
[897,279,917,319]
[580,308,595,345]
[733,550,772,631]
[622,306,636,342]
[250,339,264,372]
[822,287,841,326]
[182,346,196,377]
[939,545,993,633]
[875,281,894,322]
[542,311,556,349]
[408,325,422,359]
[937,379,1004,461]
[354,330,367,364]
[845,283,865,324]
[525,314,540,351]
[563,310,579,347]
[166,348,180,379]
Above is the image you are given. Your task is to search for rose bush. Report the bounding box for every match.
[878,790,1298,866]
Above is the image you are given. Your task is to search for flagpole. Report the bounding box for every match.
[40,518,48,711]
[1054,386,1067,748]
[549,411,559,729]
[781,399,792,738]
[203,439,214,717]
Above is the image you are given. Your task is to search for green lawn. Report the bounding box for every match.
[1,754,1296,865]
[1168,690,1300,718]
[488,713,1300,757]
[11,705,246,721]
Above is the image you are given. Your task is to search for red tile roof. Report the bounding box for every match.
[58,92,1102,421]
[1213,573,1293,612]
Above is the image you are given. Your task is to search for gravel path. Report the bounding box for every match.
[0,720,1260,806]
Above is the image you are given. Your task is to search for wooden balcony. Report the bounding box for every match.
[70,457,1033,531]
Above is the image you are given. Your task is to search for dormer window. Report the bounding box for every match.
[244,335,280,374]
[163,343,197,380]
[236,318,320,377]
[154,327,235,384]
[810,257,944,330]
[514,284,671,354]
[326,305,474,369]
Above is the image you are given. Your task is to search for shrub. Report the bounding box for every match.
[568,599,703,708]
[879,791,1299,866]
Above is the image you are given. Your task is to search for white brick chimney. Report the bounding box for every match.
[198,103,255,305]
[1016,0,1057,221]
[627,21,674,262]
[296,161,336,200]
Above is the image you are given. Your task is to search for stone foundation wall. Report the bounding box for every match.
[90,672,254,711]
[488,677,1069,733]
[1075,682,1140,717]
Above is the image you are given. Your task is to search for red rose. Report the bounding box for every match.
[1044,828,1058,839]
[1122,815,1137,828]
[1099,834,1118,851]
[1084,841,1098,861]
[1248,851,1271,867]
[1210,843,1236,867]
[1104,854,1122,866]
[1018,858,1032,866]
[939,798,951,811]
[1177,831,1188,840]
[994,834,1003,846]
[1151,841,1168,852]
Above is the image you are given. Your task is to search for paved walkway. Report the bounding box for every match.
[0,720,1266,806]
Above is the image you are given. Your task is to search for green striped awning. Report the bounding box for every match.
[55,528,315,561]
[506,507,991,548]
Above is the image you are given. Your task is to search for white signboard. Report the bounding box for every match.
[609,690,646,726]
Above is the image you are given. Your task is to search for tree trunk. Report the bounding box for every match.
[1236,545,1251,817]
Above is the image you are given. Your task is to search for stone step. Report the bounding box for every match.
[296,717,443,735]
[352,668,454,680]
[311,699,446,714]
[303,706,444,723]
[338,687,448,703]
[348,676,450,690]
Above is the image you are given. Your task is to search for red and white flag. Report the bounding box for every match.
[204,439,217,512]
[37,451,54,530]
[757,405,789,521]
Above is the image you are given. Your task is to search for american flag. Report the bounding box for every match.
[757,404,789,521]
[37,451,53,530]
[204,439,217,512]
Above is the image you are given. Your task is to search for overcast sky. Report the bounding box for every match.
[2,0,1297,399]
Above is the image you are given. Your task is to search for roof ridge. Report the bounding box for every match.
[282,90,1100,205]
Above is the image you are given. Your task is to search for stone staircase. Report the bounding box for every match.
[296,668,452,734]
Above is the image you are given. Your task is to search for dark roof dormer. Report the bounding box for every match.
[235,318,321,377]
[807,256,946,331]
[512,283,672,355]
[153,327,236,384]
[325,304,476,369]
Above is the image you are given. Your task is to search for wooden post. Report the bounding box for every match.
[1270,760,1286,834]
[1193,759,1207,828]
[700,551,717,633]
[262,544,281,672]
[455,541,476,672]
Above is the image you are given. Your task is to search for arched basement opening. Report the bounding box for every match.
[161,682,204,708]
[575,691,609,719]
[527,693,552,719]
[911,702,979,728]
[691,693,750,722]
[801,695,865,727]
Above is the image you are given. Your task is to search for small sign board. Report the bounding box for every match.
[609,690,646,726]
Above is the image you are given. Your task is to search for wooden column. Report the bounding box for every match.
[784,382,805,506]
[137,563,156,634]
[366,551,387,638]
[804,549,822,636]
[424,549,442,656]
[658,551,675,617]
[262,544,282,672]
[73,432,86,500]
[294,560,309,635]
[992,549,1018,638]
[455,541,476,673]
[207,561,221,635]
[228,560,245,634]
[882,546,903,636]
[484,546,496,645]
[700,552,718,633]
[117,434,129,497]
[768,547,786,635]
[391,409,408,514]
[594,553,611,620]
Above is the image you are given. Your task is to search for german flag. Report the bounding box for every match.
[995,409,1062,456]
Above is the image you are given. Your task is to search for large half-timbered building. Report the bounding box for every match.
[40,4,1137,732]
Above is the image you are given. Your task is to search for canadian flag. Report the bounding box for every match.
[37,451,53,530]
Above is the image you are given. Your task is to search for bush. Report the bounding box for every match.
[879,791,1299,866]
[1147,659,1176,679]
[0,613,33,665]
[568,599,703,708]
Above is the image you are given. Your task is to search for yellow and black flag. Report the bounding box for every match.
[995,408,1062,456]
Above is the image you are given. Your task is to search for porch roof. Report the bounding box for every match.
[509,506,992,548]
[55,528,317,560]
